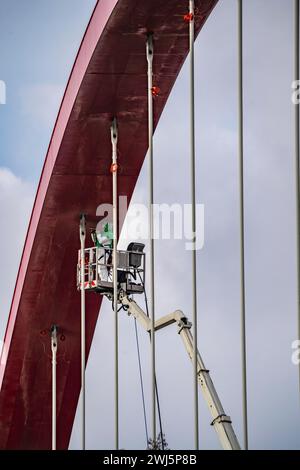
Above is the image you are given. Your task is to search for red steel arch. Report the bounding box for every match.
[0,0,218,449]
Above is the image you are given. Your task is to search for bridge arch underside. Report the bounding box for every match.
[0,0,217,449]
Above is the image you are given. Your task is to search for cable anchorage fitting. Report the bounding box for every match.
[110,117,118,145]
[51,325,58,354]
[110,117,118,173]
[79,214,86,241]
[146,33,154,63]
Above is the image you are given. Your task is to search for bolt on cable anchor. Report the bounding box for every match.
[40,326,65,342]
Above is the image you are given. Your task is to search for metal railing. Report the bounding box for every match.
[77,246,145,294]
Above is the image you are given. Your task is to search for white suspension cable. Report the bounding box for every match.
[111,118,119,450]
[51,325,57,451]
[187,0,199,450]
[134,318,149,447]
[294,0,300,403]
[146,33,156,445]
[79,213,86,450]
[237,0,248,450]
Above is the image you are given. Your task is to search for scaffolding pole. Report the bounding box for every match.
[237,0,248,450]
[187,0,199,450]
[111,118,119,450]
[79,214,86,450]
[51,325,57,451]
[146,33,156,445]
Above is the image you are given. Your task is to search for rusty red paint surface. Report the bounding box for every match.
[0,0,218,449]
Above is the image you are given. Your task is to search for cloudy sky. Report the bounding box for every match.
[1,0,300,450]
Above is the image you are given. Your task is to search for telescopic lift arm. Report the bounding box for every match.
[120,294,241,451]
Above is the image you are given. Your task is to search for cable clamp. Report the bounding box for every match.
[151,86,160,97]
[110,163,119,173]
[183,12,194,23]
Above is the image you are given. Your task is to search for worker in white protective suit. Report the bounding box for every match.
[91,223,114,282]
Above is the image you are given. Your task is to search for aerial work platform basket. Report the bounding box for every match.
[77,242,145,296]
